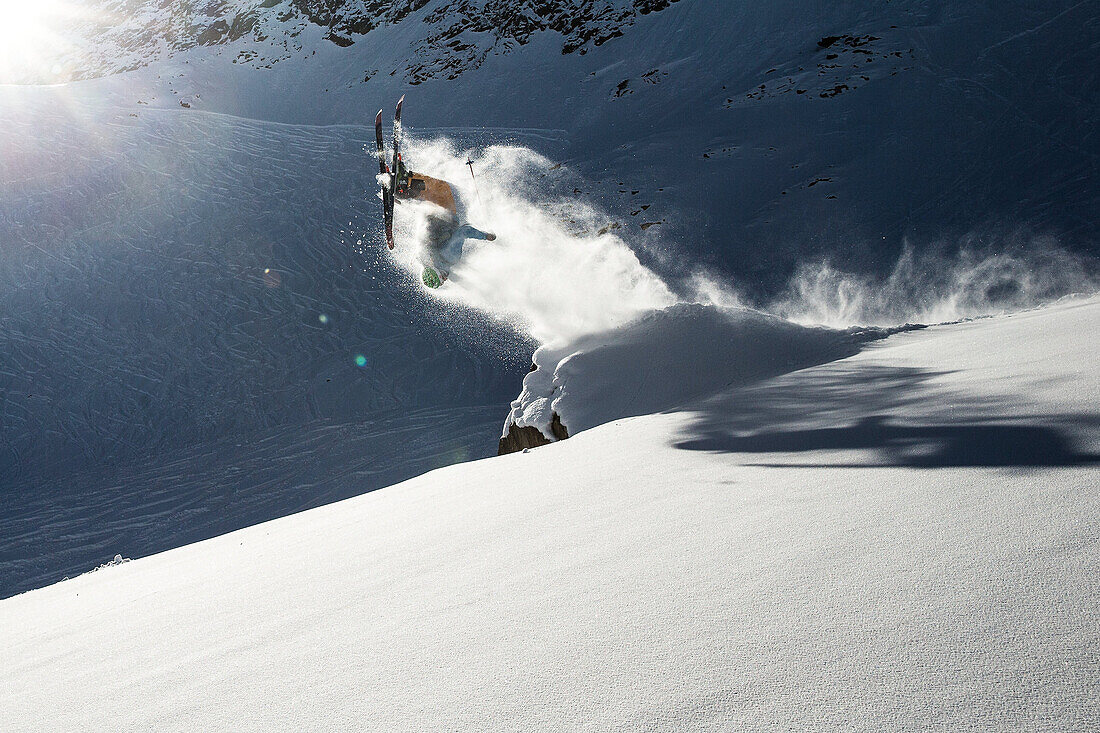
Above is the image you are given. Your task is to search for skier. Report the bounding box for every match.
[416,209,496,288]
[393,164,496,289]
[376,98,496,288]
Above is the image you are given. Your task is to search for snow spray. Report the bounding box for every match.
[389,137,676,344]
[767,239,1100,327]
[385,138,1098,337]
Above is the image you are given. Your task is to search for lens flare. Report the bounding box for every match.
[0,0,92,83]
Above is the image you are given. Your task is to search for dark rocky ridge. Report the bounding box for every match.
[57,0,683,83]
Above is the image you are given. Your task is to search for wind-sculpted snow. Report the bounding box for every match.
[0,88,530,597]
[504,304,863,442]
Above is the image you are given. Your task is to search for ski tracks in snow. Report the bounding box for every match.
[0,90,529,597]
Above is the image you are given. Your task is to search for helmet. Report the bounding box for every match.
[421,266,443,289]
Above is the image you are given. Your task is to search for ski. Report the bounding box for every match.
[375,109,394,250]
[389,95,405,207]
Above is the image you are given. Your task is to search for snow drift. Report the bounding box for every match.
[501,304,861,450]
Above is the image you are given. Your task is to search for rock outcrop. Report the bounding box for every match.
[498,412,569,455]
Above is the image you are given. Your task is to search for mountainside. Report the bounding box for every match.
[0,87,532,597]
[2,0,1097,598]
[14,0,1097,292]
[1,2,1097,722]
[28,0,683,84]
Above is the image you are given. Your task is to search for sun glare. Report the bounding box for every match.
[0,0,87,83]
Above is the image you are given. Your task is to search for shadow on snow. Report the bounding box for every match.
[673,364,1099,468]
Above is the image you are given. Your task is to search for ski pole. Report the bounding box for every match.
[466,157,484,208]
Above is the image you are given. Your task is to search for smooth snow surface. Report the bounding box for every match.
[4,298,1097,731]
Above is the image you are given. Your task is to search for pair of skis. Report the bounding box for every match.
[374,95,405,250]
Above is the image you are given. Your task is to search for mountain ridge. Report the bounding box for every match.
[32,0,683,84]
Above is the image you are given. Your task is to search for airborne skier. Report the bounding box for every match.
[375,97,496,288]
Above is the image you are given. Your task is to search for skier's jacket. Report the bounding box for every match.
[395,169,492,278]
[424,216,493,276]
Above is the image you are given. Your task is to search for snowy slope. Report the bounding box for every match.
[28,0,685,85]
[3,297,1097,730]
[2,0,1097,610]
[0,86,532,597]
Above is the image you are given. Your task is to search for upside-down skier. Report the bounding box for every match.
[395,164,497,289]
[375,98,496,289]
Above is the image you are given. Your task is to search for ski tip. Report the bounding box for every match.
[397,94,406,105]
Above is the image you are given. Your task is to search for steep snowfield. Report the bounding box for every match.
[0,87,532,596]
[3,297,1097,730]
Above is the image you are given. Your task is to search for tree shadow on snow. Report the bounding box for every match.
[672,364,1100,468]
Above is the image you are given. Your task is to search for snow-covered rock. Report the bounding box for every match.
[501,303,869,450]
